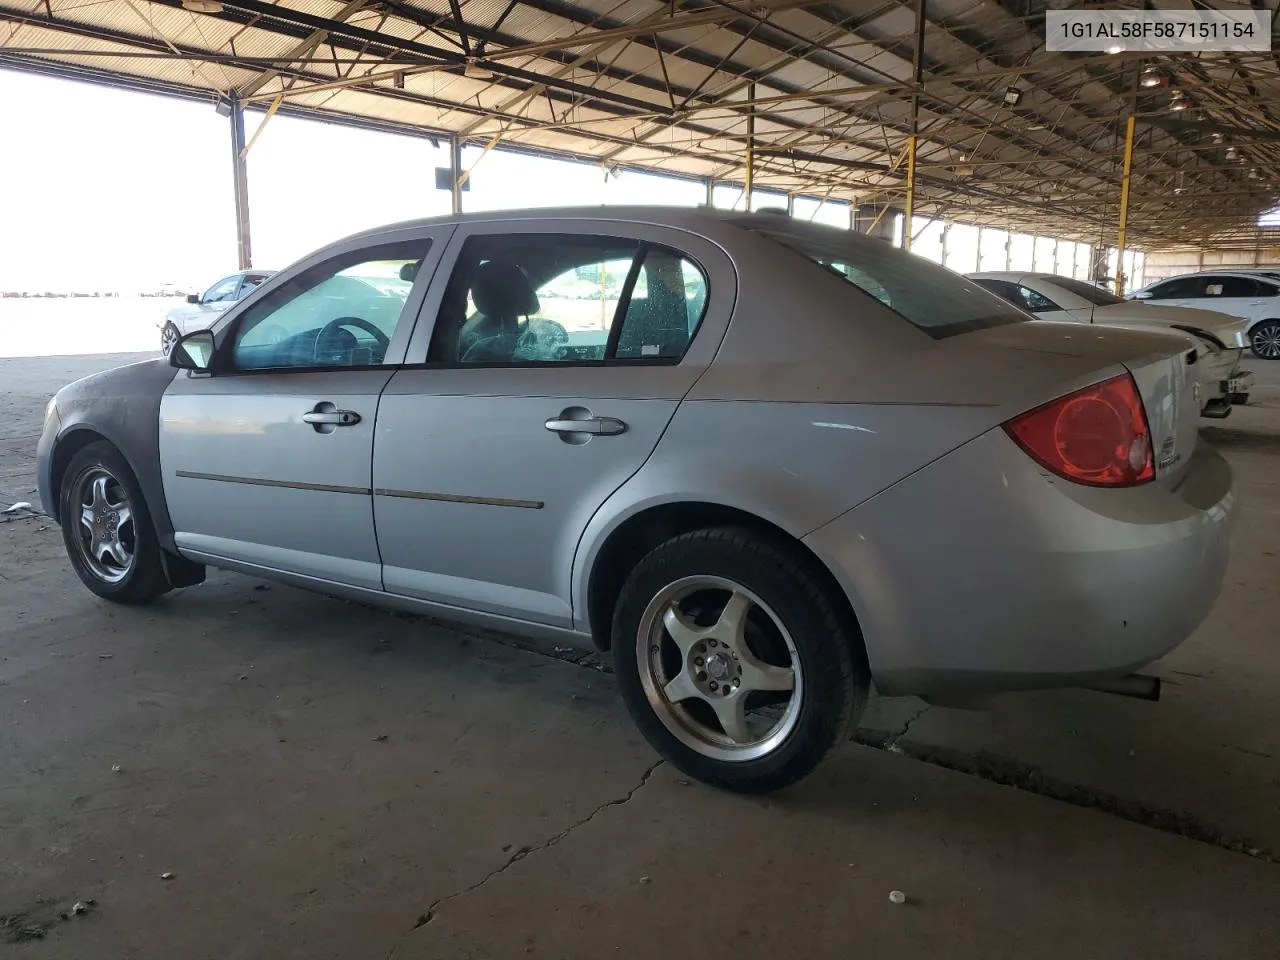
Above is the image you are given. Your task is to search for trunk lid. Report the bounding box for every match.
[949,321,1200,488]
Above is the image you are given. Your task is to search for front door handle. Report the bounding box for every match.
[544,416,627,436]
[303,409,361,426]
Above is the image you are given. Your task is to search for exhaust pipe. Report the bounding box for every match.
[1085,673,1161,702]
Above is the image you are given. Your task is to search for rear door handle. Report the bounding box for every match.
[544,416,628,436]
[303,410,361,426]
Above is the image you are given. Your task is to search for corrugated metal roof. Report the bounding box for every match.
[1,0,1277,245]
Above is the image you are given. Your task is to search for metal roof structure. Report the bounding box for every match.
[2,0,1278,249]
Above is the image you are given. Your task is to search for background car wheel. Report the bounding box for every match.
[612,526,868,793]
[1230,393,1250,406]
[59,441,169,605]
[160,322,181,355]
[1250,320,1280,360]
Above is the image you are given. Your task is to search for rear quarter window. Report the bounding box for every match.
[745,225,1027,339]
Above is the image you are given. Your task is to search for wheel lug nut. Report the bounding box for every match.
[708,639,718,648]
[694,657,704,667]
[709,681,718,691]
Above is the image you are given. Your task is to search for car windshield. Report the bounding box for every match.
[744,223,1026,339]
[1044,276,1126,306]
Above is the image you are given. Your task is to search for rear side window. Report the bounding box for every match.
[746,225,1025,339]
[1201,275,1258,298]
[427,234,708,365]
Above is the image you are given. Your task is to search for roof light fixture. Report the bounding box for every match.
[1003,86,1022,107]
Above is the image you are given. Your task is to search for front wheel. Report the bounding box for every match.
[1250,320,1280,360]
[160,321,181,356]
[59,442,169,604]
[612,527,868,793]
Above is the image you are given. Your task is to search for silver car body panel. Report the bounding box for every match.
[158,221,454,589]
[377,218,736,626]
[39,207,1236,698]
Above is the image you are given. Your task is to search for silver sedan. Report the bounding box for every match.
[36,208,1235,792]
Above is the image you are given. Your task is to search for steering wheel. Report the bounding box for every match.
[314,316,390,363]
[461,332,517,363]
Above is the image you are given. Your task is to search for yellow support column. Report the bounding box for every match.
[904,134,917,251]
[1116,114,1136,295]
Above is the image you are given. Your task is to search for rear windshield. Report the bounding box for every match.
[1045,275,1125,306]
[745,224,1027,339]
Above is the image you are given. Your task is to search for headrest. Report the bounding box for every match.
[472,260,539,318]
[399,261,420,282]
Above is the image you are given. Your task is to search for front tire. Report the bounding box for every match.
[1250,320,1280,360]
[612,527,868,793]
[160,321,181,356]
[59,442,169,604]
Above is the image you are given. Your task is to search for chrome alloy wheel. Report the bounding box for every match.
[161,324,179,355]
[71,467,135,584]
[636,576,803,762]
[1252,321,1280,360]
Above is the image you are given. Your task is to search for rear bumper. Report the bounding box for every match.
[805,429,1234,697]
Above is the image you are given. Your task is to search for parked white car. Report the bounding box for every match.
[1127,271,1280,360]
[969,272,1252,414]
[160,271,274,354]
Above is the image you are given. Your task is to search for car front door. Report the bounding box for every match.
[158,227,451,589]
[371,221,733,627]
[1141,276,1205,309]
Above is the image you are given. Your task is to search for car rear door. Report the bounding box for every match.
[159,225,451,590]
[371,219,734,627]
[1192,275,1267,320]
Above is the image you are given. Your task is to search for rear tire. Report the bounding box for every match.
[59,441,169,605]
[612,527,868,793]
[1250,320,1280,360]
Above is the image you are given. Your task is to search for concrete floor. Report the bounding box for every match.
[2,352,1278,958]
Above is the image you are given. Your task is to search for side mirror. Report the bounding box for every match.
[170,330,216,371]
[187,293,201,304]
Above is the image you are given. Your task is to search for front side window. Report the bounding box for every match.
[428,234,708,365]
[203,276,241,303]
[1148,277,1203,300]
[746,224,1024,339]
[230,241,428,370]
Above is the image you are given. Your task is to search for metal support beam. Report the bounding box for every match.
[229,95,252,271]
[744,82,755,209]
[975,225,983,268]
[449,134,463,215]
[903,0,926,252]
[706,179,715,207]
[1116,114,1136,295]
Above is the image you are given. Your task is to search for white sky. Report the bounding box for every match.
[1,67,1173,293]
[0,69,848,293]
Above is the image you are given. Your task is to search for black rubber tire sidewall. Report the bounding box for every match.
[612,526,867,793]
[59,441,169,605]
[1250,321,1280,360]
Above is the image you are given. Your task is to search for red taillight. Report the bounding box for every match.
[1003,373,1155,487]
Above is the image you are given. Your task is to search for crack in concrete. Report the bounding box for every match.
[387,760,663,958]
[856,728,1278,865]
[881,704,930,754]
